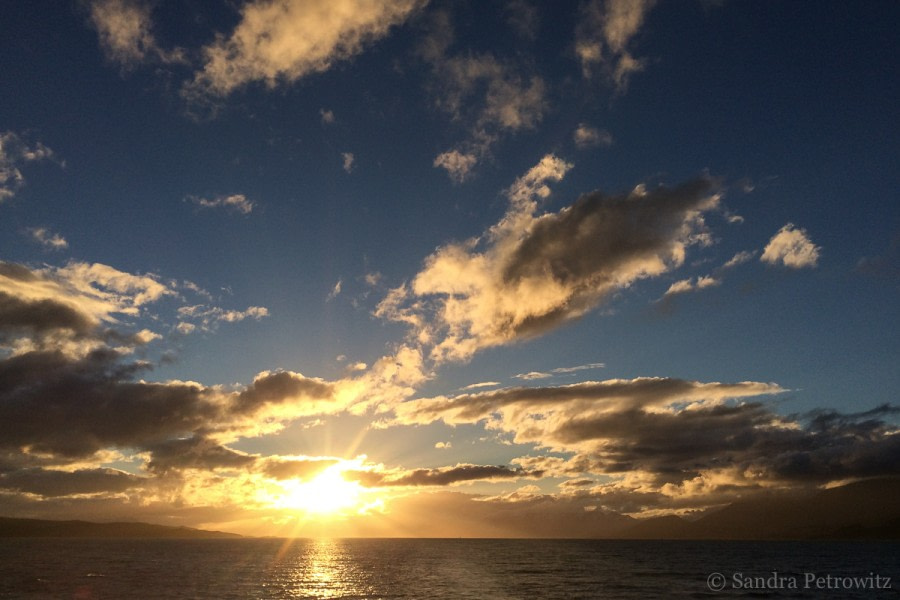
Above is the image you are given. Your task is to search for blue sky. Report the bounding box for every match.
[0,0,897,535]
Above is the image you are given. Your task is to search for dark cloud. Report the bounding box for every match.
[504,179,715,337]
[260,457,338,480]
[145,437,256,474]
[235,370,335,413]
[0,261,343,466]
[0,291,96,337]
[350,464,538,487]
[553,403,900,485]
[397,378,780,424]
[505,179,713,284]
[384,172,722,363]
[559,478,595,488]
[0,467,143,497]
[0,349,220,458]
[398,378,900,488]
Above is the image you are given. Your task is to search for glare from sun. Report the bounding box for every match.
[277,463,364,516]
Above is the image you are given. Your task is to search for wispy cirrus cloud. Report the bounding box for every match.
[514,371,552,380]
[186,193,254,214]
[512,363,606,380]
[461,381,501,390]
[176,304,269,331]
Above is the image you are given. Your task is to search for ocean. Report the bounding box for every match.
[0,538,897,599]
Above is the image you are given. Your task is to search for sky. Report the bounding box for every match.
[0,0,898,537]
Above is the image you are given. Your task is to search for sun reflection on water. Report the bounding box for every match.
[280,539,378,599]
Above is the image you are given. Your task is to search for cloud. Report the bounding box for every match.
[326,279,342,302]
[573,123,613,149]
[422,11,548,181]
[662,275,720,298]
[761,223,821,268]
[514,371,552,380]
[234,369,336,415]
[504,0,540,40]
[552,363,605,374]
[25,227,68,251]
[512,364,607,383]
[394,377,900,492]
[0,350,219,459]
[145,436,256,474]
[186,193,254,214]
[0,261,172,350]
[461,381,501,390]
[0,131,55,201]
[434,441,451,449]
[722,250,757,269]
[395,377,785,429]
[379,156,721,363]
[0,353,341,467]
[176,304,269,331]
[320,108,335,124]
[0,467,143,497]
[0,261,314,465]
[433,150,478,183]
[575,0,656,91]
[86,0,184,69]
[350,463,537,487]
[185,0,422,97]
[342,152,355,173]
[259,456,339,480]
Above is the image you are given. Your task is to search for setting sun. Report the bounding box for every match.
[277,464,364,516]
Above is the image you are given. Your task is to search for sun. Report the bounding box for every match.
[277,464,364,516]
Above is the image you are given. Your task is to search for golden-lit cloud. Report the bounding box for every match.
[421,10,548,181]
[576,0,656,90]
[86,0,184,68]
[380,155,721,363]
[186,0,423,97]
[662,275,721,297]
[432,149,477,183]
[573,123,613,149]
[394,377,900,501]
[761,223,821,268]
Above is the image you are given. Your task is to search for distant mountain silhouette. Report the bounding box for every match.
[0,517,241,539]
[619,477,900,540]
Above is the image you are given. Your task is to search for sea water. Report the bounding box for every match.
[0,538,897,599]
